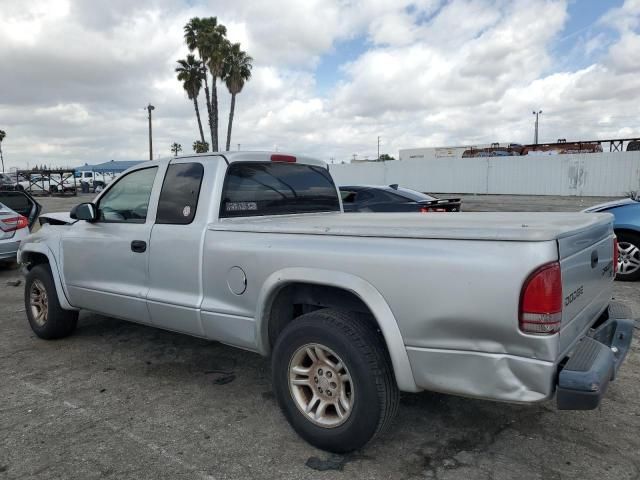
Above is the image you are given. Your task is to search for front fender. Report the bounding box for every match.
[18,242,77,311]
[255,267,419,392]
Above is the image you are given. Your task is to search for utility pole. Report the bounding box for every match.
[532,110,542,144]
[352,153,357,162]
[147,104,155,160]
[237,143,241,151]
[377,136,380,161]
[0,130,5,173]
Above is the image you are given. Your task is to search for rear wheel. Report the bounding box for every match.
[24,264,78,339]
[616,231,640,281]
[272,309,399,453]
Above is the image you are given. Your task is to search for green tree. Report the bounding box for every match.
[171,142,182,156]
[184,17,228,152]
[379,153,395,161]
[184,17,214,149]
[223,43,252,151]
[193,140,209,153]
[201,24,229,152]
[176,55,206,144]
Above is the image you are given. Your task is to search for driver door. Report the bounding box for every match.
[61,166,161,323]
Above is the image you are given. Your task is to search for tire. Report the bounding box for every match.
[93,183,104,193]
[272,309,399,453]
[616,231,640,281]
[24,264,78,339]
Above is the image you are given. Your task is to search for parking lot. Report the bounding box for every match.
[2,193,640,480]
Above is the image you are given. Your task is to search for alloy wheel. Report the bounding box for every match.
[618,241,640,275]
[29,279,48,327]
[288,343,354,428]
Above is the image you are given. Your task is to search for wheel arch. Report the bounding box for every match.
[256,268,419,392]
[19,244,77,311]
[614,227,640,237]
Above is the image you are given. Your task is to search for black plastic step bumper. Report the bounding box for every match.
[557,302,635,410]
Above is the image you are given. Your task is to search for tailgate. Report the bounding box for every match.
[558,217,615,356]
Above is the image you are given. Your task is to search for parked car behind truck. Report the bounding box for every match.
[0,190,41,263]
[340,184,462,212]
[16,152,634,452]
[584,196,640,281]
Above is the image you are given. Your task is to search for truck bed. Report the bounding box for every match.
[211,211,613,242]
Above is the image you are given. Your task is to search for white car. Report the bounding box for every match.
[0,191,41,262]
[76,170,117,193]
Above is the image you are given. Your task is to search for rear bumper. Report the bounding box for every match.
[556,302,634,410]
[405,302,634,405]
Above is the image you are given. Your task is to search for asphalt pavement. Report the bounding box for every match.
[1,193,639,480]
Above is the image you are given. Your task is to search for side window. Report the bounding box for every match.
[340,190,357,203]
[373,190,406,203]
[156,163,204,225]
[355,191,374,203]
[97,167,157,223]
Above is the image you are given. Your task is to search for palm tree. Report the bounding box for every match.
[202,25,229,152]
[184,17,228,151]
[223,44,253,151]
[176,55,205,144]
[192,140,209,153]
[170,142,182,156]
[184,17,214,150]
[0,130,5,173]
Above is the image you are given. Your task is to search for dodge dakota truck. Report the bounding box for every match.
[16,152,634,452]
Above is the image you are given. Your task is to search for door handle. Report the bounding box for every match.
[131,240,147,253]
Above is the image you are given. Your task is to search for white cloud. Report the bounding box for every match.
[0,0,639,170]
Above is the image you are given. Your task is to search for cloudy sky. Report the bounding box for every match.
[0,0,639,170]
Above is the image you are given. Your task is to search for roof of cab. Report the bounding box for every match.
[166,151,327,167]
[120,152,327,175]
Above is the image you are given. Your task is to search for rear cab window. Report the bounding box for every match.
[220,162,340,218]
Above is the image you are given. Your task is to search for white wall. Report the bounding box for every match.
[329,151,640,196]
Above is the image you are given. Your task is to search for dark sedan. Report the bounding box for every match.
[340,185,461,213]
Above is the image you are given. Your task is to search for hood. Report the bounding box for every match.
[582,197,637,213]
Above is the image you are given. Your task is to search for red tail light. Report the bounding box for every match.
[613,238,619,274]
[0,215,28,232]
[271,154,296,163]
[420,207,430,213]
[519,262,562,335]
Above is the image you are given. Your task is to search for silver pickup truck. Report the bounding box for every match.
[16,152,634,453]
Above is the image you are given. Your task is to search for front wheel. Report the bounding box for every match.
[25,264,78,339]
[272,309,399,453]
[616,231,640,281]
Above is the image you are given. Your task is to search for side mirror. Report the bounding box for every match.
[70,203,97,222]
